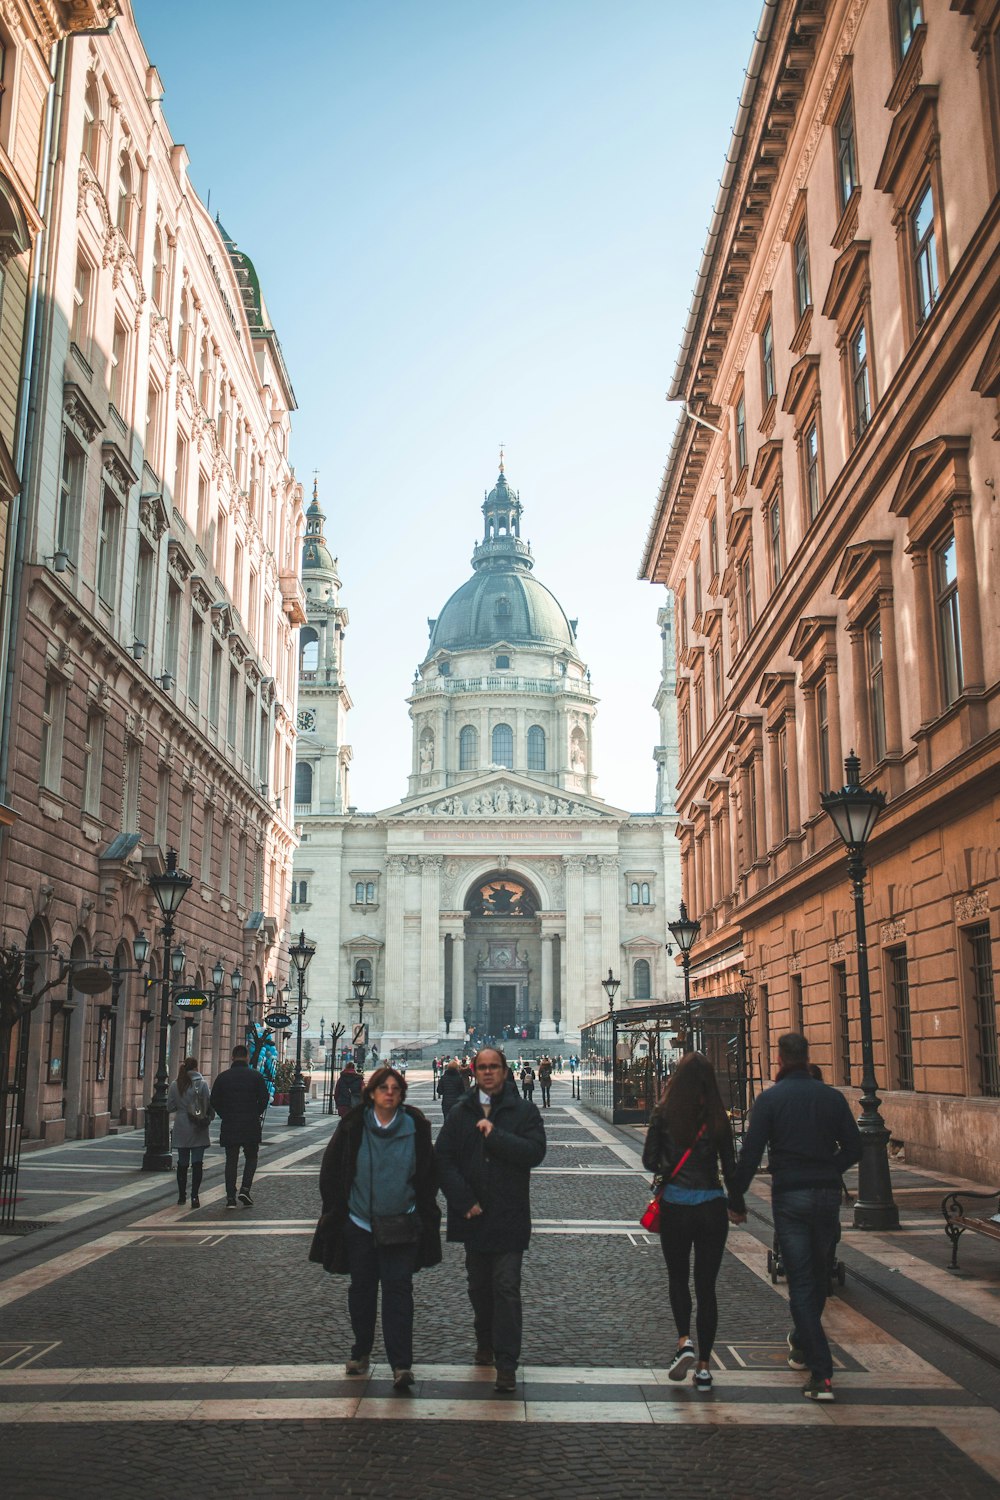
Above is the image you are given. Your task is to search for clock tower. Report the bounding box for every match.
[294,480,352,816]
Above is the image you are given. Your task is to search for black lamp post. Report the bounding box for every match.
[668,902,701,1054]
[288,929,315,1127]
[141,849,193,1171]
[601,969,621,1115]
[821,751,899,1231]
[352,972,374,1064]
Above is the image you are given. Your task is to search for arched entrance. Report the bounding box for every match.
[463,871,541,1045]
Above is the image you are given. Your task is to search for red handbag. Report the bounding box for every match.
[639,1125,706,1231]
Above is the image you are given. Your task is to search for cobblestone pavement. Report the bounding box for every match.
[1,1074,999,1499]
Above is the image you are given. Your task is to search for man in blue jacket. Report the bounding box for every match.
[732,1032,862,1403]
[435,1046,546,1393]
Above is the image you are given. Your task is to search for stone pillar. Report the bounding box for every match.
[720,793,733,902]
[801,685,819,822]
[710,809,722,908]
[909,550,938,726]
[847,627,871,766]
[785,708,801,835]
[752,750,767,865]
[766,731,782,850]
[452,928,465,1038]
[877,591,903,756]
[384,856,406,1035]
[599,855,620,984]
[419,856,442,1037]
[540,931,556,1039]
[953,497,985,691]
[439,933,449,1038]
[564,856,586,1038]
[827,663,844,787]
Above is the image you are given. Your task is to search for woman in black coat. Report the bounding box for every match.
[312,1066,441,1389]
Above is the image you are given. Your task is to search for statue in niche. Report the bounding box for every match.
[420,737,435,772]
[570,733,586,772]
[495,787,510,813]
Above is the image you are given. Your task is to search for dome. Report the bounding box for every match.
[301,482,338,575]
[429,568,577,652]
[426,464,578,654]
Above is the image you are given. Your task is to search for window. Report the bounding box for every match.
[151,228,166,313]
[116,150,139,246]
[145,381,161,476]
[694,677,706,741]
[633,959,651,1001]
[178,289,193,373]
[934,533,962,706]
[355,959,373,989]
[226,666,239,748]
[187,611,203,705]
[83,710,105,816]
[217,380,230,455]
[299,627,319,676]
[628,881,652,906]
[155,765,170,848]
[866,618,886,762]
[816,679,831,793]
[804,420,822,521]
[835,91,859,213]
[133,540,154,649]
[735,393,747,473]
[641,882,651,904]
[243,685,255,764]
[220,820,232,897]
[709,508,719,579]
[201,803,214,884]
[57,432,85,561]
[790,974,803,1033]
[776,724,790,838]
[740,555,754,637]
[96,487,121,605]
[911,181,939,326]
[492,722,513,769]
[459,725,477,770]
[72,257,94,354]
[793,222,811,320]
[630,882,639,904]
[82,79,101,171]
[180,786,194,868]
[849,319,871,439]
[834,962,851,1085]
[354,881,377,906]
[746,759,759,863]
[711,647,723,716]
[123,740,140,831]
[527,724,546,771]
[761,317,776,405]
[896,0,924,60]
[294,760,312,808]
[693,556,702,617]
[967,923,999,1097]
[495,654,510,670]
[173,432,188,511]
[886,946,914,1091]
[40,678,66,792]
[165,581,180,678]
[767,495,783,586]
[209,642,222,722]
[110,318,129,413]
[758,983,770,1077]
[248,567,259,633]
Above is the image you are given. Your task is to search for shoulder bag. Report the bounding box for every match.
[639,1124,707,1232]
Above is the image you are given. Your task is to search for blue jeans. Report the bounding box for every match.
[772,1187,842,1381]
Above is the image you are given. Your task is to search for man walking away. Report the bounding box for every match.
[334,1060,363,1117]
[436,1046,546,1394]
[436,1059,468,1117]
[519,1063,535,1101]
[210,1044,270,1209]
[732,1032,862,1402]
[537,1057,553,1109]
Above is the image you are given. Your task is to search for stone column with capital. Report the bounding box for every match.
[540,931,556,1039]
[563,856,586,1039]
[384,856,406,1037]
[419,856,442,1037]
[451,928,465,1040]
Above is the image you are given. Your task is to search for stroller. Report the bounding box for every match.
[767,1180,849,1292]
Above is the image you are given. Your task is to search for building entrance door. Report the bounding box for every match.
[488,985,516,1037]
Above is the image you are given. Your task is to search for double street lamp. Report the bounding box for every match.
[141,850,193,1172]
[287,929,315,1127]
[821,752,899,1231]
[668,902,701,1054]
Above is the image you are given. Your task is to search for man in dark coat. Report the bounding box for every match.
[334,1061,363,1117]
[209,1044,270,1208]
[436,1059,468,1117]
[435,1045,546,1393]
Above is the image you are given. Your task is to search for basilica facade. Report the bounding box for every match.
[293,467,680,1051]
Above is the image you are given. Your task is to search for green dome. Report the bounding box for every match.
[427,465,578,654]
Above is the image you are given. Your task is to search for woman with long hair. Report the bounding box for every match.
[167,1055,212,1207]
[314,1065,441,1390]
[642,1051,746,1389]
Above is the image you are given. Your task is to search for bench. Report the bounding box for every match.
[941,1188,1000,1268]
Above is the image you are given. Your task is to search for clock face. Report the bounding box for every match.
[297,709,317,732]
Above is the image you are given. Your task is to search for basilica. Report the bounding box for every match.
[292,465,680,1051]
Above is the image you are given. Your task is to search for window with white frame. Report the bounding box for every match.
[633,958,651,1001]
[57,431,85,562]
[934,532,963,706]
[96,486,122,606]
[459,724,477,770]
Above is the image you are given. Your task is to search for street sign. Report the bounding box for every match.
[264,1011,292,1028]
[352,1023,367,1045]
[174,990,210,1011]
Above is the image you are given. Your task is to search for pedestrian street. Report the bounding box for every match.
[1,1075,999,1499]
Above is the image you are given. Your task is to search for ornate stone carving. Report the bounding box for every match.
[955,889,989,923]
[879,918,907,946]
[400,781,604,819]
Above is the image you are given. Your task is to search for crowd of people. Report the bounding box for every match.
[170,1029,862,1404]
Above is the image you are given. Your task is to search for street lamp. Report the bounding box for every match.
[668,902,701,1055]
[821,751,899,1231]
[142,849,193,1171]
[133,930,150,968]
[352,971,375,1064]
[288,929,315,1127]
[601,970,622,1116]
[265,977,277,1004]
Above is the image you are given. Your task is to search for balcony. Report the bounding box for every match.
[412,674,571,696]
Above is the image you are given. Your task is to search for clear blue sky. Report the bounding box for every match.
[132,0,758,811]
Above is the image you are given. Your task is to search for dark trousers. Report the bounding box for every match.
[772,1187,841,1381]
[465,1247,523,1372]
[540,1082,551,1107]
[224,1142,259,1200]
[345,1219,417,1370]
[658,1197,728,1362]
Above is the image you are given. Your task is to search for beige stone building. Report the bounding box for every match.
[641,0,999,1179]
[1,0,304,1143]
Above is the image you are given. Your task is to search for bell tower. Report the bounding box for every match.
[295,479,352,816]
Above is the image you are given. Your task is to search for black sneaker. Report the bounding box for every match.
[494,1369,517,1394]
[393,1368,415,1391]
[803,1375,835,1402]
[474,1346,494,1366]
[667,1341,696,1381]
[787,1332,807,1371]
[237,1189,254,1207]
[693,1368,713,1390]
[190,1194,200,1209]
[226,1198,238,1210]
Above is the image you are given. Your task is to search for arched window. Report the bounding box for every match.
[178,289,193,372]
[630,882,640,905]
[354,958,372,986]
[299,627,319,675]
[82,80,101,171]
[641,883,651,905]
[633,959,651,1000]
[355,881,365,904]
[459,725,477,770]
[198,337,212,409]
[492,722,513,768]
[294,760,312,807]
[527,725,546,771]
[292,880,308,905]
[366,882,375,902]
[151,228,166,312]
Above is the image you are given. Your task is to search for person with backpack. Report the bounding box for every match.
[167,1055,213,1207]
[210,1043,271,1208]
[519,1063,535,1101]
[334,1060,364,1117]
[642,1051,746,1390]
[537,1057,553,1108]
[436,1059,468,1117]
